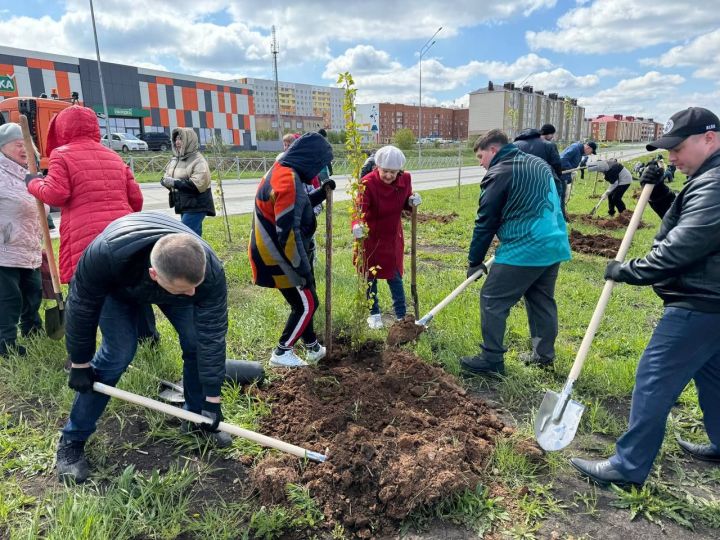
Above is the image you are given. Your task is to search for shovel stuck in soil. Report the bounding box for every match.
[19,115,65,339]
[386,257,495,346]
[535,183,654,452]
[92,382,327,462]
[588,192,608,216]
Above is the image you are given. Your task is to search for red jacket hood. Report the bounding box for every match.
[47,106,100,154]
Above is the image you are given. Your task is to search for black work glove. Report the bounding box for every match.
[467,262,488,279]
[640,161,663,186]
[604,260,623,281]
[24,173,43,187]
[323,179,337,191]
[68,365,95,393]
[200,400,223,432]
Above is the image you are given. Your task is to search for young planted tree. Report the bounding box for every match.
[205,135,232,244]
[393,128,416,151]
[337,72,371,346]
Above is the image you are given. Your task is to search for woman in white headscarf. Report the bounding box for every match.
[351,145,422,329]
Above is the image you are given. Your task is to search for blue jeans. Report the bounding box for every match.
[62,296,205,442]
[609,307,720,483]
[367,271,406,319]
[181,212,206,237]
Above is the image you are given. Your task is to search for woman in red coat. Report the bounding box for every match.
[352,145,421,329]
[26,106,143,284]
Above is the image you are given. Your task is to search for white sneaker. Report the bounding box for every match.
[270,349,308,368]
[305,344,326,363]
[367,314,383,329]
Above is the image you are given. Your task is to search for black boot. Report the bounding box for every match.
[570,457,639,487]
[677,438,720,463]
[460,354,505,376]
[0,341,27,358]
[56,436,90,484]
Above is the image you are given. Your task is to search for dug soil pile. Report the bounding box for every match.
[252,342,513,538]
[386,314,425,346]
[569,229,621,258]
[567,212,646,230]
[410,211,459,224]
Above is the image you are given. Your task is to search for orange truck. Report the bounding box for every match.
[0,94,77,170]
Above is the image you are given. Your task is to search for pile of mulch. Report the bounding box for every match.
[251,342,515,538]
[569,229,621,258]
[406,211,459,224]
[567,212,646,230]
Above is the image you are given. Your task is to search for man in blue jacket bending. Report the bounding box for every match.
[560,140,597,201]
[461,129,571,376]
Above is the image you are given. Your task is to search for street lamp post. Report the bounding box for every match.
[89,0,110,142]
[418,26,442,161]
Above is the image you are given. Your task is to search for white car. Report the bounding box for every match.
[101,132,149,152]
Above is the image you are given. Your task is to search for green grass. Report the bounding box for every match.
[1,168,717,538]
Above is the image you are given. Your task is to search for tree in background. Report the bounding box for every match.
[393,128,416,151]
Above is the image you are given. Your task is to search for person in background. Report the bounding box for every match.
[571,107,720,487]
[360,149,377,179]
[461,129,570,375]
[0,123,46,357]
[539,124,557,142]
[249,133,336,367]
[161,128,215,237]
[588,158,633,216]
[560,140,597,202]
[513,126,564,209]
[352,145,421,329]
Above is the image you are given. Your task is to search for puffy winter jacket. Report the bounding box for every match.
[249,132,333,288]
[165,128,215,216]
[26,106,143,283]
[66,212,228,396]
[468,143,570,267]
[613,150,720,312]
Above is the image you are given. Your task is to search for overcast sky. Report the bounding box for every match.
[1,0,717,122]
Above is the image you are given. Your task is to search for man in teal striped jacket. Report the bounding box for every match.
[461,129,571,376]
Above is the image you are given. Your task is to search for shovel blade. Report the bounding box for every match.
[158,387,185,403]
[534,390,585,452]
[44,306,65,340]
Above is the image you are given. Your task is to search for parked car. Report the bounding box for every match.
[100,132,149,152]
[138,131,172,151]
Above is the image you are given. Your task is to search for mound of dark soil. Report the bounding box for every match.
[252,343,512,537]
[386,315,425,346]
[409,211,459,224]
[567,212,646,230]
[569,229,621,258]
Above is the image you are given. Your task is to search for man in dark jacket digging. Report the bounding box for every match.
[461,129,571,376]
[572,107,720,487]
[57,212,230,484]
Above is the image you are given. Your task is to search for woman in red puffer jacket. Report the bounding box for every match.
[26,105,143,284]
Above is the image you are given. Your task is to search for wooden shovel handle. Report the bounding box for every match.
[567,182,655,383]
[324,186,333,355]
[411,206,419,318]
[19,115,62,297]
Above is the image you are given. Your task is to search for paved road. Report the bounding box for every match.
[48,143,653,234]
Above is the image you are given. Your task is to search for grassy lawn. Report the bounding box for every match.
[1,158,716,539]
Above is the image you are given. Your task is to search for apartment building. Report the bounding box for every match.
[356,102,469,144]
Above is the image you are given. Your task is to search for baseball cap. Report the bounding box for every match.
[586,141,597,154]
[647,107,720,151]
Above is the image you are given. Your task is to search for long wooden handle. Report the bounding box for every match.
[19,115,62,297]
[93,382,327,462]
[324,187,333,355]
[411,206,419,318]
[567,183,654,383]
[420,256,495,322]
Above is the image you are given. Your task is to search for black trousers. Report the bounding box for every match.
[479,262,560,364]
[278,285,319,348]
[608,184,630,215]
[0,265,42,348]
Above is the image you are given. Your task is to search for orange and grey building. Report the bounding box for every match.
[0,45,257,149]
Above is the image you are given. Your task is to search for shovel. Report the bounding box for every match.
[324,184,333,356]
[535,183,654,452]
[410,205,419,318]
[588,192,608,216]
[19,115,65,340]
[92,382,327,462]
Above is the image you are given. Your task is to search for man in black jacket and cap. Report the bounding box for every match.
[514,125,564,210]
[57,212,230,484]
[571,107,720,487]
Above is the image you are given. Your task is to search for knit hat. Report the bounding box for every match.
[0,123,23,148]
[539,123,556,135]
[374,145,406,170]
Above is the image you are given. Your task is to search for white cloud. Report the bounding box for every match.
[526,1,720,54]
[578,71,685,119]
[642,29,720,79]
[326,46,598,105]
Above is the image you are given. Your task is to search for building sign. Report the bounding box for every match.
[0,75,16,94]
[90,104,150,118]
